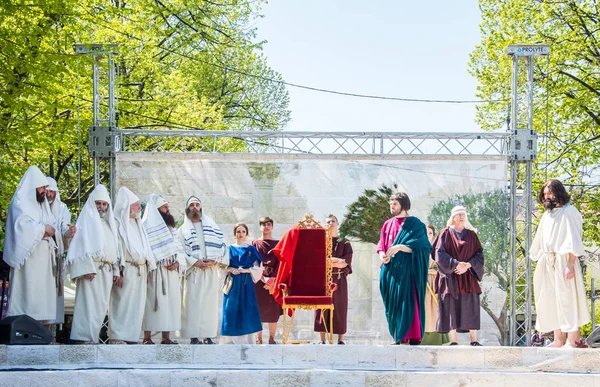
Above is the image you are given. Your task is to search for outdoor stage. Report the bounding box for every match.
[0,344,598,386]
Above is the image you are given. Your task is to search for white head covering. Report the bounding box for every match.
[142,194,181,262]
[446,205,477,232]
[186,196,201,208]
[155,196,167,209]
[114,187,152,261]
[65,184,120,268]
[3,166,56,268]
[46,177,58,192]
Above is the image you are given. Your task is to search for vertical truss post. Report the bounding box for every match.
[74,44,120,201]
[506,44,549,346]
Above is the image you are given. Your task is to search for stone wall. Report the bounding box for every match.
[116,153,508,344]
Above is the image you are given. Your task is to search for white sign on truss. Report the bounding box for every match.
[506,44,550,56]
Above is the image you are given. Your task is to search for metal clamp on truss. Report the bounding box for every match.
[89,126,118,158]
[510,128,537,161]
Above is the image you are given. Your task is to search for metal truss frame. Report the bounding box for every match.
[506,45,549,346]
[77,42,554,347]
[118,129,508,158]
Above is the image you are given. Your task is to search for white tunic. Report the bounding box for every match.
[179,222,220,339]
[7,238,56,321]
[52,201,71,325]
[530,204,591,332]
[142,265,181,332]
[109,219,149,342]
[70,219,119,342]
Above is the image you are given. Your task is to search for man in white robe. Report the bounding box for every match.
[109,187,156,344]
[142,194,186,344]
[46,176,76,325]
[178,196,227,344]
[66,184,120,343]
[4,166,58,326]
[530,179,591,348]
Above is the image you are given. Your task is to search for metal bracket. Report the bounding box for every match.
[89,126,117,158]
[510,129,537,161]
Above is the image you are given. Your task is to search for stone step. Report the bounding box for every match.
[0,369,598,387]
[1,344,598,374]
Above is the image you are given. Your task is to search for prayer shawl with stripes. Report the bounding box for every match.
[180,213,226,263]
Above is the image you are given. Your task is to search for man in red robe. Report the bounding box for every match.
[251,216,282,344]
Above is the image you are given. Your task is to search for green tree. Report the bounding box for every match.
[469,0,600,244]
[428,190,509,345]
[339,183,398,244]
[0,0,290,248]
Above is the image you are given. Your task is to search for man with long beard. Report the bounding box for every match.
[142,194,185,344]
[109,187,156,344]
[66,184,120,343]
[4,166,58,328]
[530,179,590,348]
[178,196,227,344]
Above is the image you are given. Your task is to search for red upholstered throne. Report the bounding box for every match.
[273,214,336,344]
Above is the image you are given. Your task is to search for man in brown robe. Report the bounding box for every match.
[314,214,353,344]
[251,216,282,344]
[434,206,485,346]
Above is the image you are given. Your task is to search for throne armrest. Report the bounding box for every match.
[278,283,288,296]
[329,283,338,293]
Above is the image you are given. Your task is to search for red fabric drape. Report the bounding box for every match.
[272,225,300,306]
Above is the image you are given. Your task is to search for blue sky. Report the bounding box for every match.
[255,1,490,133]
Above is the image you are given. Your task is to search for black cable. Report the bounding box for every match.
[74,10,507,105]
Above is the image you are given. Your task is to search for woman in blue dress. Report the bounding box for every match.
[220,223,264,344]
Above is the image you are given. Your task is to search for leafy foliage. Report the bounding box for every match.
[0,0,290,248]
[339,183,398,245]
[470,0,600,244]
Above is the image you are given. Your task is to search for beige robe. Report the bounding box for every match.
[179,222,221,339]
[7,238,56,321]
[109,220,152,342]
[424,259,438,333]
[69,220,119,342]
[530,204,591,333]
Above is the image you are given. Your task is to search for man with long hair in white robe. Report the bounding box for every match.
[46,176,76,325]
[4,166,58,328]
[66,184,120,343]
[178,196,227,344]
[109,187,156,344]
[530,179,590,348]
[142,194,186,344]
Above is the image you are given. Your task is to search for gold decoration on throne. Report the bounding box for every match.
[280,214,336,344]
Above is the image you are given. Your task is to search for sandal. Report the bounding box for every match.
[337,341,345,345]
[470,341,482,346]
[143,338,155,345]
[449,342,458,346]
[160,339,177,344]
[256,338,263,344]
[268,338,277,344]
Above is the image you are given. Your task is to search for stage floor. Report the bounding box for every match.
[0,344,598,386]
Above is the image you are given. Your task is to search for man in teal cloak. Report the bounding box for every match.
[377,192,431,344]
